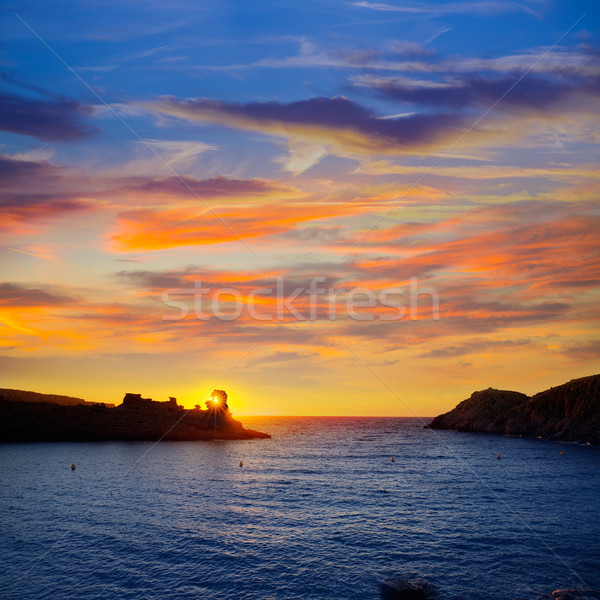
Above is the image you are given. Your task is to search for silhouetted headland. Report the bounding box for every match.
[0,388,115,407]
[0,388,270,442]
[428,374,600,445]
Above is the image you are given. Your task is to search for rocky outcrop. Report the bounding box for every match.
[428,388,528,434]
[380,579,428,600]
[429,374,600,445]
[0,388,114,407]
[507,375,600,444]
[537,590,600,600]
[0,390,270,442]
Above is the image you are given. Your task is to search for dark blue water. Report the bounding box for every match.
[1,418,599,600]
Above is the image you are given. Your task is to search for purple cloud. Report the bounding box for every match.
[153,95,466,152]
[359,73,600,110]
[0,91,96,141]
[120,175,297,198]
[0,155,61,186]
[0,282,76,307]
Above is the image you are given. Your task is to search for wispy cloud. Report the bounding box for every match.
[0,91,96,141]
[418,338,536,358]
[139,139,217,164]
[0,155,93,233]
[350,1,537,17]
[0,282,77,307]
[353,160,600,182]
[109,202,351,251]
[118,174,302,200]
[559,340,600,360]
[148,95,468,162]
[354,72,600,110]
[206,39,599,81]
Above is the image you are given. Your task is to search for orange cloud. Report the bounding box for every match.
[110,202,357,252]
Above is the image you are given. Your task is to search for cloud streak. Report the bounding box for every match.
[150,95,467,159]
[0,155,93,233]
[0,91,96,141]
[110,202,353,251]
[351,1,537,16]
[119,174,301,200]
[0,282,77,307]
[353,72,600,111]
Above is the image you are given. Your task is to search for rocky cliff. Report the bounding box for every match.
[0,388,113,406]
[0,390,270,442]
[428,374,600,445]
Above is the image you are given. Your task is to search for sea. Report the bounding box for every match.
[1,417,599,600]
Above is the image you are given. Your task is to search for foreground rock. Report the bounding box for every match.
[0,389,270,442]
[429,374,599,445]
[381,578,427,600]
[537,589,600,600]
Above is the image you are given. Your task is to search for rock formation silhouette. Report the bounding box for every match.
[429,374,599,445]
[0,389,270,442]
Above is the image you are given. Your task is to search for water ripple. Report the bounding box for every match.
[1,418,599,599]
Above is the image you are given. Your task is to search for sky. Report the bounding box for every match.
[0,0,599,416]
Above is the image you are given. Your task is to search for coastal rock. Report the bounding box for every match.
[381,578,427,600]
[537,590,600,600]
[429,374,600,445]
[0,389,270,442]
[428,388,528,434]
[512,376,600,444]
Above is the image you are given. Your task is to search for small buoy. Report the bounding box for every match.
[71,463,76,470]
[239,461,243,467]
[391,456,395,463]
[560,450,564,455]
[497,453,501,460]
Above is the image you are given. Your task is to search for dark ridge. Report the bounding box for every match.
[428,374,600,445]
[0,387,111,407]
[0,389,270,442]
